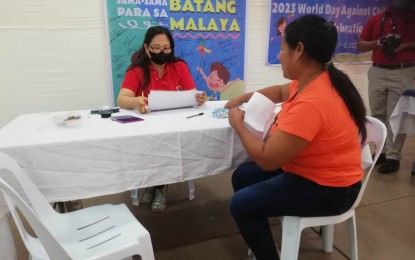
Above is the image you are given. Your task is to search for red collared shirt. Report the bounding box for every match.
[121,61,195,97]
[359,9,415,64]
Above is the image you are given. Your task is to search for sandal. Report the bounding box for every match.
[142,187,156,204]
[65,200,83,212]
[151,185,169,212]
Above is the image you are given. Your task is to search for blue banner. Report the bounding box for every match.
[106,0,246,103]
[268,0,389,65]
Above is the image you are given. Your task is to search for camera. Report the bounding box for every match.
[380,34,401,59]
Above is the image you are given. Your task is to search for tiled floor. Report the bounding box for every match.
[11,136,415,260]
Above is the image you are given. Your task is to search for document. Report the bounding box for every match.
[148,90,201,111]
[243,92,281,140]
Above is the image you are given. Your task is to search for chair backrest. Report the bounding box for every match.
[351,116,387,209]
[0,152,71,259]
[0,152,58,219]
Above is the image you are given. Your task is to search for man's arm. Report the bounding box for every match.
[356,38,380,52]
[396,42,415,53]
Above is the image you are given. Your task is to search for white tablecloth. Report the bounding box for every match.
[390,95,415,141]
[0,101,249,258]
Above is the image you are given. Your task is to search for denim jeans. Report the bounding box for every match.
[230,163,361,260]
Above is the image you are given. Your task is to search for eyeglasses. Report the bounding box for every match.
[148,45,172,54]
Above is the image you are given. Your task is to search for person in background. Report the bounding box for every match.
[225,15,367,260]
[356,0,415,173]
[117,26,207,212]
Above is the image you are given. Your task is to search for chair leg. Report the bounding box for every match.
[280,218,302,260]
[188,180,195,200]
[348,216,358,260]
[138,233,155,260]
[247,248,256,259]
[322,224,334,252]
[248,248,253,256]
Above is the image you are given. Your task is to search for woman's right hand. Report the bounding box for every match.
[118,88,150,112]
[228,107,245,128]
[137,96,149,114]
[224,96,242,109]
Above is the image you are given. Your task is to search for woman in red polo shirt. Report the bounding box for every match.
[117,26,207,212]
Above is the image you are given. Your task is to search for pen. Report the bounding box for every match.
[186,112,204,119]
[140,91,145,113]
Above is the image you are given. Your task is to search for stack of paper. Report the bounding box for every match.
[148,90,201,111]
[243,92,281,140]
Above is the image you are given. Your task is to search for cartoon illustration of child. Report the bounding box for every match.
[277,17,287,36]
[197,62,240,101]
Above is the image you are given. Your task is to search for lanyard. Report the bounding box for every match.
[380,11,412,36]
[380,14,397,35]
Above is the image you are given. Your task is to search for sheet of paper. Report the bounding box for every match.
[243,92,277,132]
[148,90,201,111]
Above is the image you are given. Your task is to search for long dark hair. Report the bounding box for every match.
[126,26,185,92]
[284,15,367,143]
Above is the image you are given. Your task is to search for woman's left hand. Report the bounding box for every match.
[196,91,207,105]
[228,107,245,128]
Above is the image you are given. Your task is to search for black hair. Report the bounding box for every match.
[126,26,185,92]
[284,15,367,143]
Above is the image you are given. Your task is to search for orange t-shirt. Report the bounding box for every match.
[270,72,363,187]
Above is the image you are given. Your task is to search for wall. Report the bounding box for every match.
[0,0,371,128]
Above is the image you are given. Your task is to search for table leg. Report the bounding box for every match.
[131,189,140,206]
[188,180,195,200]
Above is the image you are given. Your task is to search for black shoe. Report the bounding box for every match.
[374,153,386,166]
[378,159,400,174]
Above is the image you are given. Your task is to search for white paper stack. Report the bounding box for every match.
[243,92,281,139]
[148,90,201,111]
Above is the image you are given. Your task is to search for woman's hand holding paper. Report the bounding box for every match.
[137,96,149,114]
[195,91,207,106]
[228,107,245,128]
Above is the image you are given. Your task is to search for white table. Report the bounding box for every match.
[390,93,415,176]
[0,101,249,258]
[390,94,415,140]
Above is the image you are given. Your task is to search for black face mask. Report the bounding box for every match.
[148,51,172,65]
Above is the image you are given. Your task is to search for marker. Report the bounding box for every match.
[186,112,204,119]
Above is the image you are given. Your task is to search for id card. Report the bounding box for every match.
[111,115,144,123]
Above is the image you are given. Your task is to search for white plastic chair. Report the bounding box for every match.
[0,152,155,260]
[131,180,195,206]
[249,116,387,260]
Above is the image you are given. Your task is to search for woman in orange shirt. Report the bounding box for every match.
[226,15,367,260]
